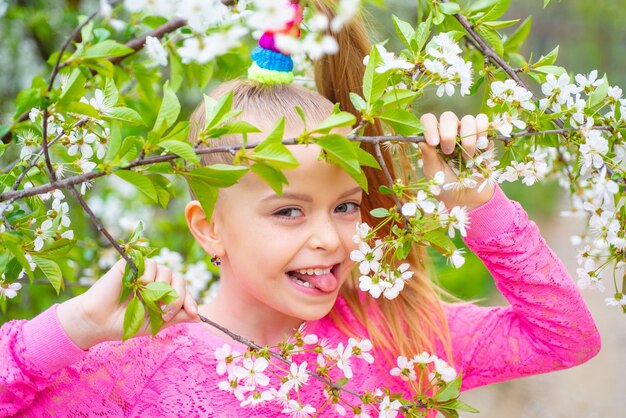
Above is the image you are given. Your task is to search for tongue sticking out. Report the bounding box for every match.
[289,271,338,293]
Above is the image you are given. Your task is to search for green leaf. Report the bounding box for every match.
[35,238,76,258]
[316,134,360,173]
[141,281,177,303]
[311,111,356,134]
[103,77,119,108]
[481,0,510,22]
[350,93,367,113]
[392,15,416,53]
[184,165,249,188]
[59,69,87,105]
[62,101,100,119]
[253,118,299,169]
[153,81,181,135]
[160,139,199,165]
[251,162,289,195]
[105,107,145,126]
[147,174,172,208]
[185,176,219,220]
[439,2,460,15]
[1,233,32,276]
[105,121,122,161]
[382,89,419,108]
[317,134,367,189]
[444,399,480,413]
[589,74,609,107]
[414,17,432,51]
[435,373,463,402]
[84,40,134,59]
[31,256,63,295]
[475,26,503,56]
[423,229,456,254]
[170,51,184,92]
[378,109,424,136]
[204,91,234,130]
[466,0,499,13]
[355,146,381,169]
[504,16,532,51]
[370,208,389,218]
[482,19,519,30]
[533,45,559,67]
[220,120,261,135]
[533,65,566,76]
[363,45,387,104]
[123,295,145,341]
[115,170,158,202]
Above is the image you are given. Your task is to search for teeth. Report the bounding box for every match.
[289,275,315,288]
[296,267,331,276]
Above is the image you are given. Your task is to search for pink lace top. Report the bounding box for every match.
[0,186,601,417]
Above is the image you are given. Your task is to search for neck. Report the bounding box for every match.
[198,280,304,347]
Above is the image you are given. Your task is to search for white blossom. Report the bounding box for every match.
[362,44,413,74]
[247,0,295,32]
[145,36,168,66]
[281,400,316,418]
[448,248,465,269]
[390,356,416,381]
[0,279,22,300]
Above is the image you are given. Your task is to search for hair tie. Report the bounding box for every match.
[248,1,303,85]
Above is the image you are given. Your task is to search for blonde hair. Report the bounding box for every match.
[187,0,454,390]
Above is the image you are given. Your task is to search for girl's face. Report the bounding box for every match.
[211,140,362,323]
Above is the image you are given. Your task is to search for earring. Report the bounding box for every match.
[210,254,221,266]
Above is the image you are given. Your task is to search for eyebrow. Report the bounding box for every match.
[261,186,363,203]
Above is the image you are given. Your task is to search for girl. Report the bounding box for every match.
[0,1,601,417]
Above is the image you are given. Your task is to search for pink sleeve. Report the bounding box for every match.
[0,304,178,417]
[444,185,601,391]
[0,304,88,415]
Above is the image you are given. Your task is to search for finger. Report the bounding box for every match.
[459,115,477,160]
[163,273,185,322]
[420,113,440,146]
[439,111,459,155]
[182,291,199,320]
[168,295,201,325]
[139,259,157,285]
[476,113,490,149]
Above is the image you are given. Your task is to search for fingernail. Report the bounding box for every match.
[427,135,439,146]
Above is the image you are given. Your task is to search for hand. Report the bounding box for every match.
[418,111,495,210]
[57,258,199,350]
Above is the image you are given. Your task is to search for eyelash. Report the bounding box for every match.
[273,202,362,220]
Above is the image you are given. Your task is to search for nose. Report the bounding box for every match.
[308,215,342,252]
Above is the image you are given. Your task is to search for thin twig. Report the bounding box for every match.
[67,185,138,277]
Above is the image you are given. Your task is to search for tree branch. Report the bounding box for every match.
[1,126,619,203]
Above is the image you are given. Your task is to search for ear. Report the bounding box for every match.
[184,201,224,257]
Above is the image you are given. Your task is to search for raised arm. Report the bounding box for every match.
[444,185,601,391]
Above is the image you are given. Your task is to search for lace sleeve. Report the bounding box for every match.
[445,187,601,391]
[0,304,178,417]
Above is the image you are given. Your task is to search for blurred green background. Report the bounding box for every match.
[1,0,624,320]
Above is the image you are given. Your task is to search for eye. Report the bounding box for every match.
[335,202,361,214]
[273,207,303,219]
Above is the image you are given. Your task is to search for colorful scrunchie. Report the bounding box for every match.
[248,1,303,85]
